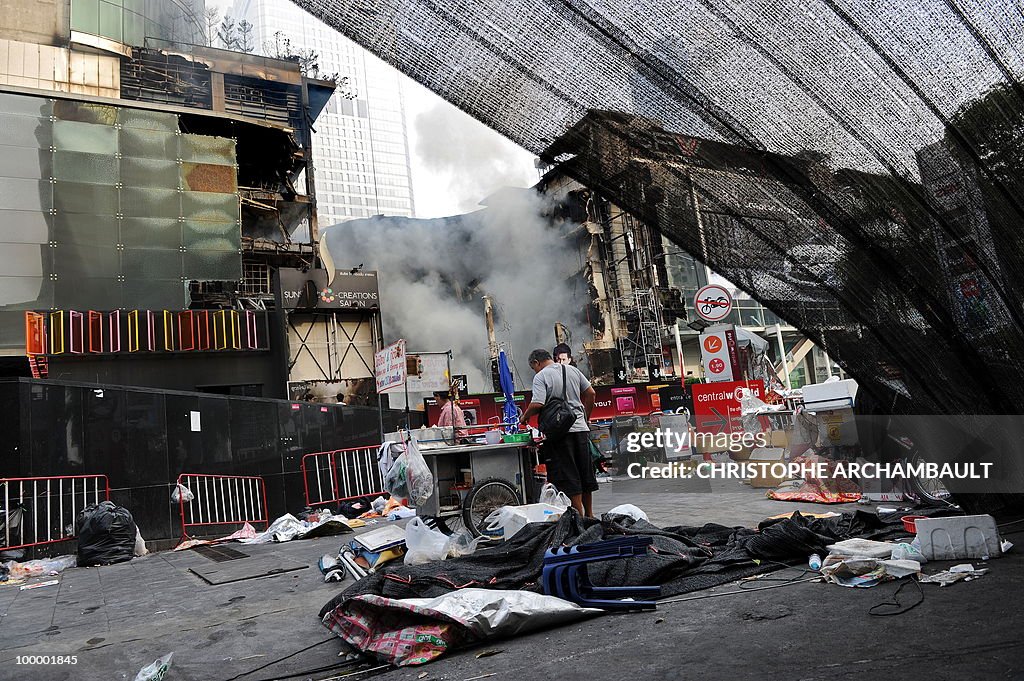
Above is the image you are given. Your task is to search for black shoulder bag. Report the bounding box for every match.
[538,364,576,441]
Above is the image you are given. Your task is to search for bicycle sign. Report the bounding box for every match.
[693,284,733,322]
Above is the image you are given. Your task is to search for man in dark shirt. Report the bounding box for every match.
[520,348,597,516]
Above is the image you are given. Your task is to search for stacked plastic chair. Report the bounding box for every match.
[541,536,661,611]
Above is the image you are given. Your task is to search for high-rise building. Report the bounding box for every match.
[231,0,414,225]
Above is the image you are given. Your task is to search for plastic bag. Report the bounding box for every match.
[403,517,450,565]
[384,456,410,501]
[170,484,194,504]
[133,653,173,681]
[6,554,77,579]
[538,483,571,510]
[607,504,648,522]
[403,439,434,507]
[447,529,482,558]
[134,527,149,557]
[75,501,137,567]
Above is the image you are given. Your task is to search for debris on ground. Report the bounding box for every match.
[919,563,990,587]
[76,501,139,567]
[3,554,76,579]
[323,588,601,665]
[320,509,928,663]
[132,652,173,681]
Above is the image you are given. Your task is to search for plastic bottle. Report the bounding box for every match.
[808,553,822,570]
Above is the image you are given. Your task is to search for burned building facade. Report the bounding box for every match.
[0,0,376,399]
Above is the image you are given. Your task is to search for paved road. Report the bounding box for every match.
[1,481,1013,681]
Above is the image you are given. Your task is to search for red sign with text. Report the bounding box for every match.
[691,380,765,435]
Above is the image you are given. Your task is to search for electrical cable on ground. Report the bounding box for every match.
[222,638,336,681]
[659,575,820,604]
[869,578,925,617]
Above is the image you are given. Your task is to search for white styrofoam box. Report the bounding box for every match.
[916,514,1002,561]
[802,378,859,411]
[483,503,564,540]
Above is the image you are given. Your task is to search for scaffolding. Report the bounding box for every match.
[593,197,668,381]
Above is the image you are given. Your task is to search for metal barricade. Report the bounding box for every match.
[301,445,384,507]
[176,473,268,540]
[0,475,110,551]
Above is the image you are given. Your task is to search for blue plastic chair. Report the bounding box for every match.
[541,536,660,610]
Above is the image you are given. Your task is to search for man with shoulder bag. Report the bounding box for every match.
[520,348,597,517]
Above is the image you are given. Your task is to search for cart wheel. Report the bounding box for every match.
[462,478,521,537]
[433,513,467,536]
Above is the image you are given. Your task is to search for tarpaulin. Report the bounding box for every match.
[766,453,862,504]
[322,589,601,666]
[321,508,928,617]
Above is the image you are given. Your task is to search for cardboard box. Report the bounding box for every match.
[729,445,753,461]
[748,447,788,488]
[767,429,790,448]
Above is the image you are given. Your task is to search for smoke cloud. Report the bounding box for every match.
[411,101,539,216]
[323,190,587,394]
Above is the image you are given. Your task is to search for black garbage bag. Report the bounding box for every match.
[75,501,137,567]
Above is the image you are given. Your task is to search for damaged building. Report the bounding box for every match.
[0,0,381,400]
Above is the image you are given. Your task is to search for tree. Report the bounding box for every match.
[266,30,321,77]
[237,20,255,53]
[203,7,220,47]
[217,16,237,50]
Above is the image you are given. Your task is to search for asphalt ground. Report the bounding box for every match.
[1,480,1017,681]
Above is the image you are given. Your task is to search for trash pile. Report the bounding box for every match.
[318,508,928,665]
[809,513,1012,590]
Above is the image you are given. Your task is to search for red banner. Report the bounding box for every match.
[691,380,765,435]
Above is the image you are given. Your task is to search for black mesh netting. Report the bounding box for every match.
[293,0,1024,418]
[319,509,926,615]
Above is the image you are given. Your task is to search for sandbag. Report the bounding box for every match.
[75,501,137,567]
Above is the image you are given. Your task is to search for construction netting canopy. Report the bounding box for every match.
[295,0,1024,415]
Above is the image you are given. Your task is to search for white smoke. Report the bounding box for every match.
[323,190,586,393]
[410,100,539,217]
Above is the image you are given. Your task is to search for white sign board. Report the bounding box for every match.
[694,284,733,323]
[374,339,407,393]
[406,353,451,393]
[699,329,735,382]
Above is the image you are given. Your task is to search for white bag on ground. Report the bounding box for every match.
[447,529,483,558]
[133,652,172,681]
[607,504,648,522]
[404,517,450,565]
[538,483,571,510]
[134,527,149,557]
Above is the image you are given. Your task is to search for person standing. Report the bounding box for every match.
[553,342,575,367]
[432,391,466,430]
[520,348,597,517]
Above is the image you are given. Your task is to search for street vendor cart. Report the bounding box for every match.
[387,431,541,536]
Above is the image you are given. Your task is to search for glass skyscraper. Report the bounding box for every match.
[231,0,415,225]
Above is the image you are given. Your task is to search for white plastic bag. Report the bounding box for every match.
[133,652,173,681]
[538,483,571,510]
[403,517,450,565]
[170,484,194,504]
[134,527,149,557]
[607,503,648,522]
[447,529,483,558]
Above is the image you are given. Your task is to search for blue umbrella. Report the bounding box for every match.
[498,351,517,431]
